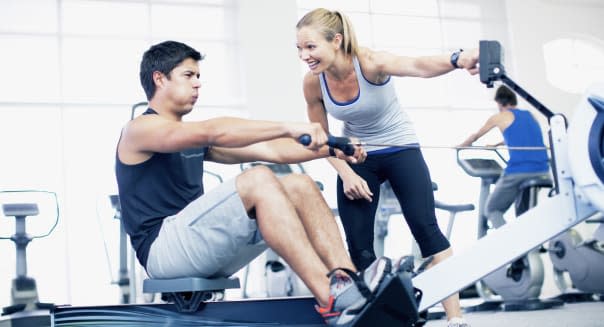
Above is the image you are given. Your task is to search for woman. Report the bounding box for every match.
[295,8,478,327]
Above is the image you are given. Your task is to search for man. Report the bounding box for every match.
[459,85,550,228]
[115,40,386,325]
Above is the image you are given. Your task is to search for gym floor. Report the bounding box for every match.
[426,300,604,327]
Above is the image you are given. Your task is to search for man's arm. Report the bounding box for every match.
[206,138,365,165]
[458,114,501,147]
[119,114,328,157]
[487,141,505,147]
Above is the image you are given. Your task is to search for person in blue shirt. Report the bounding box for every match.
[459,85,550,228]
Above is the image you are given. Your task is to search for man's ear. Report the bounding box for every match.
[153,71,165,88]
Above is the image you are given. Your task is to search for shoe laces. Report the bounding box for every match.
[332,274,352,290]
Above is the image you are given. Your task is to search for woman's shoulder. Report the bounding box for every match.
[357,47,378,68]
[357,47,384,81]
[302,70,320,88]
[302,71,322,100]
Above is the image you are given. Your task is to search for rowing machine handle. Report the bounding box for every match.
[298,135,355,156]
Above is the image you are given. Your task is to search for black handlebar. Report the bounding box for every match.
[298,134,356,156]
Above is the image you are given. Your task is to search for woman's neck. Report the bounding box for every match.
[326,54,354,81]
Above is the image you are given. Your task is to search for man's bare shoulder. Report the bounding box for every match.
[123,113,166,136]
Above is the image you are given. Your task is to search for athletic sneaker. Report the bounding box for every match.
[316,257,391,325]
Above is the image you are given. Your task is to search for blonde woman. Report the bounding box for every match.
[296,8,478,327]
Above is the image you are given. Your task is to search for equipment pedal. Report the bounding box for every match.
[349,259,422,327]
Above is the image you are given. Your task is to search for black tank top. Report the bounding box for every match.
[115,108,207,268]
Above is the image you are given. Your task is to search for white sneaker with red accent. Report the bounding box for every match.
[316,257,392,325]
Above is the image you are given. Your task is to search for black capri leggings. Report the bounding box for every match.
[337,148,450,270]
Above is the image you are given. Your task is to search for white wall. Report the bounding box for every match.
[238,0,306,122]
[505,0,604,118]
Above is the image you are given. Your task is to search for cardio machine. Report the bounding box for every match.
[0,191,58,325]
[548,210,604,301]
[456,149,561,311]
[409,40,604,318]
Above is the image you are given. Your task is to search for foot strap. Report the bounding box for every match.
[327,268,373,301]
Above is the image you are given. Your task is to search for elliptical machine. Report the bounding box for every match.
[456,149,562,311]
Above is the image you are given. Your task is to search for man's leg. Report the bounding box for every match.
[237,166,332,306]
[279,173,356,272]
[486,174,523,229]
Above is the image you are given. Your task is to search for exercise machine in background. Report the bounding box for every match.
[411,40,604,316]
[0,190,58,325]
[549,218,604,302]
[456,148,562,311]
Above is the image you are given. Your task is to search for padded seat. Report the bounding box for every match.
[515,176,553,216]
[143,276,239,293]
[143,277,240,313]
[518,176,553,190]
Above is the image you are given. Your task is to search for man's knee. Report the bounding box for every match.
[485,194,506,215]
[236,165,281,199]
[281,173,319,197]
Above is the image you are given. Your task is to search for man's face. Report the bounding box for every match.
[164,58,201,113]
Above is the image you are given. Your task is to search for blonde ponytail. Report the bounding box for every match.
[296,8,359,57]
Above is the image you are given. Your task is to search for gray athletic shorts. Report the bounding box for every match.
[146,177,268,279]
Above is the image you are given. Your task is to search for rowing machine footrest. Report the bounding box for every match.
[351,262,422,326]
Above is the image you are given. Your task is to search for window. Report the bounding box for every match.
[544,38,604,94]
[0,0,242,307]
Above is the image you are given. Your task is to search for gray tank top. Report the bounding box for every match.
[319,57,419,152]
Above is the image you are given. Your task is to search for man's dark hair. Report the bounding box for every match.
[139,41,204,100]
[494,85,517,107]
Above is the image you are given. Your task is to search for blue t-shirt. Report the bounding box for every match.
[115,108,207,268]
[503,109,549,174]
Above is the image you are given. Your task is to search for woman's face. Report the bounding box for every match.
[296,26,339,74]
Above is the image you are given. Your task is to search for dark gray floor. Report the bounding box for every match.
[425,301,604,327]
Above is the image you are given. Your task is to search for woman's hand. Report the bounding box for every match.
[341,171,373,202]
